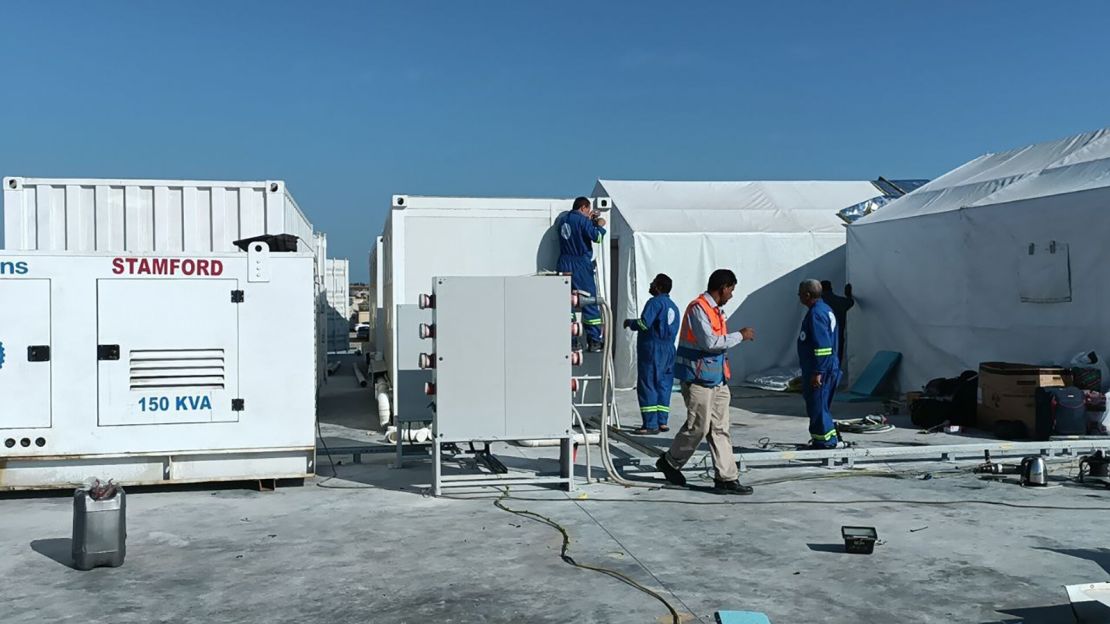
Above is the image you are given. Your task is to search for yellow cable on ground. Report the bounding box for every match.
[492,489,682,624]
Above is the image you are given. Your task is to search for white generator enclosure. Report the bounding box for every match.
[0,250,317,490]
[381,195,610,425]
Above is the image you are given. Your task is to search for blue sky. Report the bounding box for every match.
[2,1,1108,280]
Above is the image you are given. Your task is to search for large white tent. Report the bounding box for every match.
[593,179,886,388]
[848,128,1110,391]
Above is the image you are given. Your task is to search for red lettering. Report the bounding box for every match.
[109,256,224,276]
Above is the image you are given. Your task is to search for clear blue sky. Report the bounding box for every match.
[3,1,1108,280]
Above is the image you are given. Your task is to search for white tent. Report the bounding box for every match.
[848,127,1110,391]
[593,179,886,388]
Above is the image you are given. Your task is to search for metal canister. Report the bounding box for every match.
[72,484,126,570]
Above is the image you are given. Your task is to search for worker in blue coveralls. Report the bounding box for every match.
[797,279,842,449]
[623,273,681,435]
[557,197,606,352]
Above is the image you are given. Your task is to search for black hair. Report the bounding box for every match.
[653,273,673,294]
[706,269,737,293]
[820,280,833,290]
[572,197,591,211]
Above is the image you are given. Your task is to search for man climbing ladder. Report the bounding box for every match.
[557,196,606,352]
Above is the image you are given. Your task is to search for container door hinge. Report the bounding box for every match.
[232,399,245,411]
[27,345,51,362]
[231,290,245,303]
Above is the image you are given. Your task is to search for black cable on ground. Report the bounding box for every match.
[492,490,682,624]
[314,420,376,489]
[316,419,338,477]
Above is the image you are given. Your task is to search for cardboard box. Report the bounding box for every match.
[977,362,1069,436]
[905,391,923,411]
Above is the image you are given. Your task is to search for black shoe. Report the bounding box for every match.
[656,455,687,487]
[797,440,843,451]
[713,480,754,495]
[586,339,603,353]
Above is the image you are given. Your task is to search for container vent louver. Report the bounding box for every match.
[129,349,226,390]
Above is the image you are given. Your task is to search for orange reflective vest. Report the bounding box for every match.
[674,294,731,386]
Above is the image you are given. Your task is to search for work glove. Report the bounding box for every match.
[623,319,636,330]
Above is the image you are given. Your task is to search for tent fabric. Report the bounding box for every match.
[859,127,1110,225]
[848,128,1110,392]
[597,180,883,234]
[594,179,885,389]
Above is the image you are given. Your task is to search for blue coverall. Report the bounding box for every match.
[556,210,605,343]
[626,293,681,430]
[797,299,841,448]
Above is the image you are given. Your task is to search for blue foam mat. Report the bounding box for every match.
[716,611,771,624]
[835,350,902,402]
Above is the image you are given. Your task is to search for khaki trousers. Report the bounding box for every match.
[664,382,739,482]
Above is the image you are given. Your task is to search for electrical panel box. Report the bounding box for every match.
[427,275,572,442]
[0,251,317,490]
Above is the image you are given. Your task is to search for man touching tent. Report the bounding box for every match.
[797,279,842,449]
[557,197,606,352]
[623,273,680,434]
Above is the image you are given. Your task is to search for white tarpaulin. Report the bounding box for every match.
[593,180,885,388]
[848,127,1110,391]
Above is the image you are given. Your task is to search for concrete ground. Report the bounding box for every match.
[2,359,1109,623]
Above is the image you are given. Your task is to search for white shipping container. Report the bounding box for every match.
[2,177,315,254]
[380,195,610,423]
[313,233,328,387]
[366,238,385,358]
[325,258,350,353]
[325,259,350,318]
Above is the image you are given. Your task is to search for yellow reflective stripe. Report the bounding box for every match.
[583,319,603,325]
[637,319,647,330]
[814,348,833,356]
[811,430,837,441]
[595,233,604,244]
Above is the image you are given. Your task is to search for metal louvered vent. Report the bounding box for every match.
[129,349,226,390]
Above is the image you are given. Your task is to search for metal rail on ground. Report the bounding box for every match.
[595,424,1110,473]
[733,438,1110,470]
